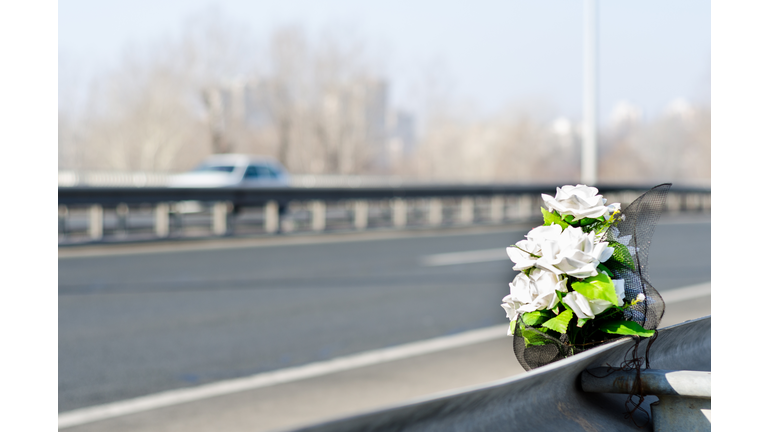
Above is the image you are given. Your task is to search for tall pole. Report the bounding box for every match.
[582,0,598,185]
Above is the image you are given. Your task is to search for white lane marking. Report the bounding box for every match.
[421,248,507,266]
[661,282,711,303]
[58,324,509,429]
[58,281,712,429]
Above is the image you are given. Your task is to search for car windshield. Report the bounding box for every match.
[192,165,236,173]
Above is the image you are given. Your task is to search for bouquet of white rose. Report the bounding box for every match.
[502,183,671,370]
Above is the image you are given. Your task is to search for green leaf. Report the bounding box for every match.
[563,214,575,224]
[579,217,598,226]
[577,317,591,328]
[599,320,656,337]
[541,208,569,230]
[572,273,619,306]
[541,309,573,334]
[608,242,635,270]
[520,326,552,346]
[597,263,614,278]
[509,320,516,334]
[521,310,550,327]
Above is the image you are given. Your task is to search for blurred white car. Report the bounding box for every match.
[167,154,291,188]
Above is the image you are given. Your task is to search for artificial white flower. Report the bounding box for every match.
[535,225,614,279]
[562,277,625,320]
[541,184,620,221]
[613,278,626,307]
[562,291,612,320]
[506,225,562,271]
[501,268,567,323]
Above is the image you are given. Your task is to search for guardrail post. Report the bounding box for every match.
[582,368,711,431]
[354,200,368,230]
[155,203,170,238]
[517,195,533,220]
[116,203,129,236]
[666,193,681,214]
[429,198,443,226]
[265,200,279,234]
[311,200,326,231]
[460,197,474,224]
[88,204,103,240]
[393,198,407,228]
[212,202,228,235]
[490,195,504,223]
[685,193,702,212]
[58,205,68,235]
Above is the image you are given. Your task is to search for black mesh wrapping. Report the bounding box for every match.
[512,184,672,371]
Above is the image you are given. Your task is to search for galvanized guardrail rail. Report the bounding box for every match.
[58,184,711,244]
[284,316,711,432]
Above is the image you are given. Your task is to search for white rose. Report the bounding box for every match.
[613,278,625,307]
[541,184,620,221]
[536,225,614,279]
[506,225,562,271]
[562,277,625,320]
[501,268,567,322]
[562,291,612,319]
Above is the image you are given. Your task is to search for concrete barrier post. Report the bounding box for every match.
[265,200,279,234]
[428,198,442,226]
[88,204,103,240]
[212,202,228,235]
[393,198,407,228]
[312,200,326,231]
[490,195,504,223]
[155,203,170,238]
[354,200,368,230]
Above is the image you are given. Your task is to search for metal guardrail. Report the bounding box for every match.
[57,184,711,244]
[283,316,711,432]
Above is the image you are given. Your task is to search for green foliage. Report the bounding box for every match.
[572,273,619,306]
[521,310,550,327]
[598,320,656,337]
[577,317,590,328]
[521,326,553,347]
[607,242,635,270]
[541,208,569,230]
[597,264,614,277]
[541,309,573,334]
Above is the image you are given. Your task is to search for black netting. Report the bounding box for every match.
[512,184,672,371]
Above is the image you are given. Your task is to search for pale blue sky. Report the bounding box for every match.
[58,0,710,123]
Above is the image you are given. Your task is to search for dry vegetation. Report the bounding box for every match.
[59,12,710,186]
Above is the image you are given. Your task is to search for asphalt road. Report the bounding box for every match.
[58,214,711,413]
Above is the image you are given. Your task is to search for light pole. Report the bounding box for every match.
[582,0,598,185]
